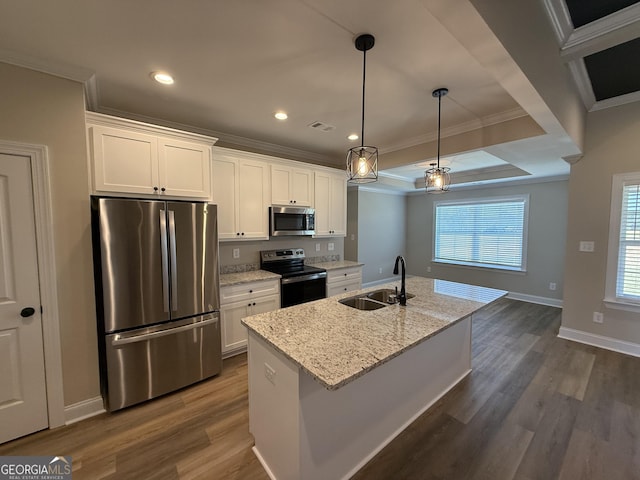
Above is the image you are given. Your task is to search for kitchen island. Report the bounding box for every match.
[242,277,506,480]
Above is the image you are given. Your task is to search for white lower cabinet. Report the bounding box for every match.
[220,279,280,357]
[326,266,362,297]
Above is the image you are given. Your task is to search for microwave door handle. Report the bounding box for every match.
[159,209,170,313]
[168,209,178,311]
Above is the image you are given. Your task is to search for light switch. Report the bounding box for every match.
[579,241,595,252]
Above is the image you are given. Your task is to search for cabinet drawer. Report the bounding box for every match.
[327,281,361,297]
[327,267,362,285]
[220,279,280,305]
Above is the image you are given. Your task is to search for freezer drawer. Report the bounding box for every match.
[104,313,221,411]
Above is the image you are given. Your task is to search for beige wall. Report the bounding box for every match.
[0,62,100,406]
[562,102,640,343]
[406,180,568,301]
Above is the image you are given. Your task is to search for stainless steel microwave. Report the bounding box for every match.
[270,206,315,236]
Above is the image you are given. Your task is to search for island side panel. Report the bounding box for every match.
[298,316,472,480]
[247,331,301,480]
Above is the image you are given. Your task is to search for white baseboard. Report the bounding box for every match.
[64,396,105,425]
[507,291,563,308]
[558,326,640,358]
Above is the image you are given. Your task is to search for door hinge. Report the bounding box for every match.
[40,305,43,314]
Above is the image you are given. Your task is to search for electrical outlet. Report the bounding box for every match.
[593,312,604,324]
[427,266,432,273]
[264,363,276,385]
[315,243,320,252]
[379,267,383,274]
[350,234,355,241]
[328,242,334,251]
[549,282,556,291]
[232,248,240,259]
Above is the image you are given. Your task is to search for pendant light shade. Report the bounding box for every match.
[347,34,378,184]
[425,87,451,193]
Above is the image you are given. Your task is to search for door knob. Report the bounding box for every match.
[20,307,36,318]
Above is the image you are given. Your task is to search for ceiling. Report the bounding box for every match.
[1,0,637,191]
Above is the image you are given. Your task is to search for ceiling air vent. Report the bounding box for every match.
[307,121,336,132]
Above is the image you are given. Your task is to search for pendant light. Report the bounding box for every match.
[347,34,378,184]
[425,87,450,193]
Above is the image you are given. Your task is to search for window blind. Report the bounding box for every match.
[434,197,527,271]
[617,183,640,301]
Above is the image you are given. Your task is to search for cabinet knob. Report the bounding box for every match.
[249,289,253,293]
[253,302,256,306]
[241,232,245,236]
[153,186,158,191]
[248,303,252,307]
[161,187,166,192]
[237,232,240,236]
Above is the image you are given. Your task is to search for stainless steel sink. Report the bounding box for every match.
[338,288,415,310]
[339,296,387,310]
[366,288,414,303]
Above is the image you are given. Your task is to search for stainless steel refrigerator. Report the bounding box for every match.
[91,197,221,411]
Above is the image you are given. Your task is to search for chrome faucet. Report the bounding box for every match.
[393,255,407,306]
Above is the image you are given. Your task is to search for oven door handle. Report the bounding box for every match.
[281,272,327,285]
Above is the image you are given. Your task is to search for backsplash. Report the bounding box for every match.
[220,254,342,274]
[218,237,345,274]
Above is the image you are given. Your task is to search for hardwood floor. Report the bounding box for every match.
[2,299,639,479]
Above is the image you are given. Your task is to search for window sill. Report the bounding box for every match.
[603,298,640,313]
[432,260,526,275]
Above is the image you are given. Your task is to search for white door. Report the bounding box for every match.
[0,153,48,443]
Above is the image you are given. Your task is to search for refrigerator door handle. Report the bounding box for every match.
[168,209,178,311]
[159,209,170,313]
[111,316,219,347]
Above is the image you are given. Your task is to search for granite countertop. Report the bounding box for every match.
[309,260,363,271]
[219,270,281,287]
[242,276,507,390]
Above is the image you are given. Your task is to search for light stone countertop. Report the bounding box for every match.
[242,276,507,390]
[219,270,281,287]
[308,260,363,271]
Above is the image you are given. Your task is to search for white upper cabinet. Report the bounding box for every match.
[87,112,216,198]
[314,170,347,237]
[271,164,313,206]
[211,148,270,241]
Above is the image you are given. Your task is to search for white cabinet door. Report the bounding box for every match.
[158,139,211,198]
[238,159,269,239]
[220,301,250,355]
[329,173,347,236]
[271,165,313,206]
[252,294,280,315]
[314,171,346,237]
[91,125,158,195]
[220,290,280,356]
[211,157,239,240]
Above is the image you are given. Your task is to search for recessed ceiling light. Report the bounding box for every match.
[347,133,359,141]
[151,72,174,85]
[274,112,288,120]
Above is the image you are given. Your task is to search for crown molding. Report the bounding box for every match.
[95,107,336,165]
[542,0,574,44]
[560,3,640,60]
[590,89,640,112]
[567,59,596,110]
[0,49,94,82]
[380,107,528,155]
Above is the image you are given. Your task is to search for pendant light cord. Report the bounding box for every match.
[361,48,367,148]
[436,92,441,168]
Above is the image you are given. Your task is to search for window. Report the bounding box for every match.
[433,196,528,271]
[605,173,640,311]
